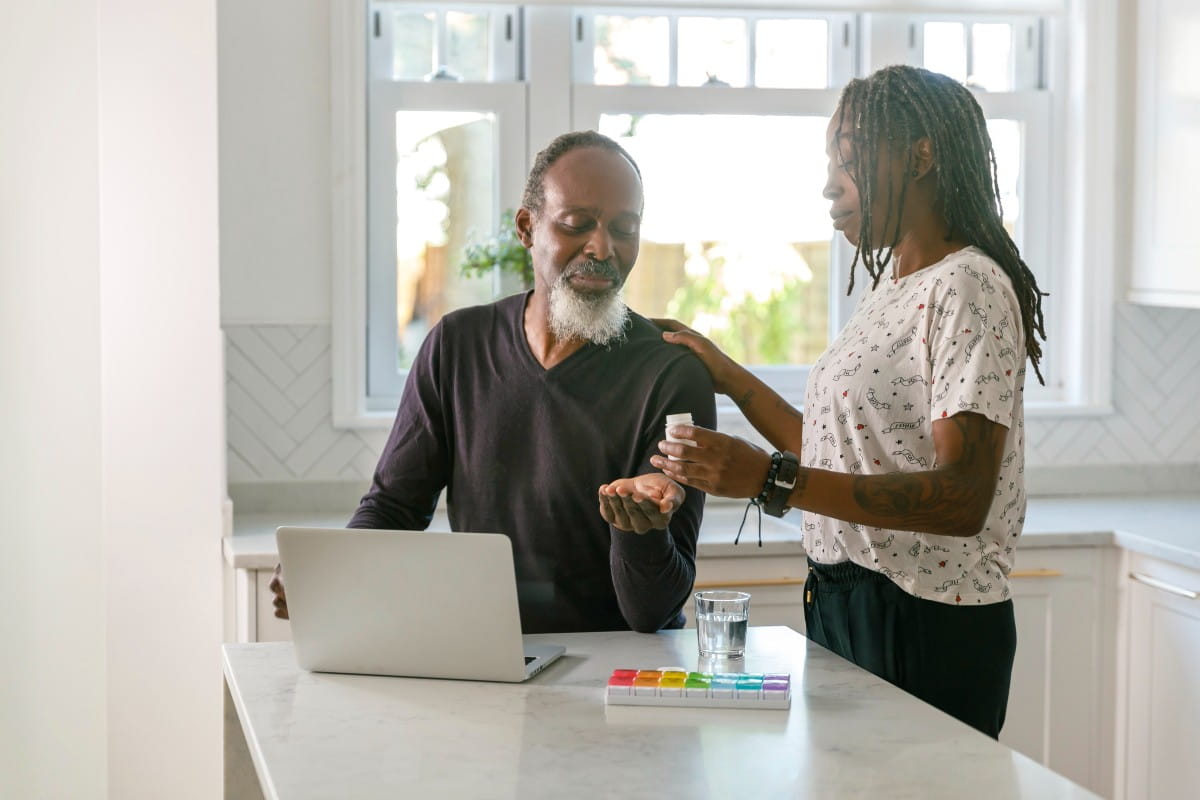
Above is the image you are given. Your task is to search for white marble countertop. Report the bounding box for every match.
[223,626,1097,799]
[223,494,1200,571]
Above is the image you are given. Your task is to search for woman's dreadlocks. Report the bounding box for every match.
[836,65,1047,384]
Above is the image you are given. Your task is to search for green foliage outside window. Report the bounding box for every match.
[459,210,533,289]
[664,244,822,365]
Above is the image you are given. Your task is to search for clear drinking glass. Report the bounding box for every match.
[694,590,750,657]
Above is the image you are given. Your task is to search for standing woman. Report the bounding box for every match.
[650,65,1047,738]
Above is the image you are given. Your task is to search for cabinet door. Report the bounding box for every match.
[688,554,809,633]
[1130,0,1200,307]
[1125,557,1200,799]
[1001,548,1112,796]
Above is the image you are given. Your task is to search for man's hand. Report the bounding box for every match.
[651,425,773,500]
[268,563,289,620]
[598,473,685,534]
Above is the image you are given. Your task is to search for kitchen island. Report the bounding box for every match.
[223,626,1096,799]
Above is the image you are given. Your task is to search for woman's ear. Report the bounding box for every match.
[514,207,534,247]
[911,137,935,180]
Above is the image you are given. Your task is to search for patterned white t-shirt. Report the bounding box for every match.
[802,246,1027,605]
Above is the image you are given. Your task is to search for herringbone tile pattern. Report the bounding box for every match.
[1026,303,1200,466]
[225,326,389,482]
[224,303,1200,482]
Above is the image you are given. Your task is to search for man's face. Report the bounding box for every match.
[516,146,644,344]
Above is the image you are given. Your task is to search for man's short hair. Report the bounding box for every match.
[521,130,642,216]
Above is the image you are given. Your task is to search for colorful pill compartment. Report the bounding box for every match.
[605,669,791,710]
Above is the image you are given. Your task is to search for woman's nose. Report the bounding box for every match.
[823,169,842,201]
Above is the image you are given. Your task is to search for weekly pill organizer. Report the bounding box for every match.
[604,668,791,710]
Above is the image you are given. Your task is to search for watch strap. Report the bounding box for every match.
[763,451,799,518]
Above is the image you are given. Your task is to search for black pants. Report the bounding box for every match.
[803,559,1016,739]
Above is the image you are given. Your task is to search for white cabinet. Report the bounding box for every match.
[230,567,292,643]
[1130,0,1200,308]
[1124,554,1200,800]
[1000,547,1119,797]
[237,551,809,644]
[683,549,808,633]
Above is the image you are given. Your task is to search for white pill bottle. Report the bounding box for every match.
[664,412,696,461]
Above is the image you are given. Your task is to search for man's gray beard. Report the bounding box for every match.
[548,277,630,347]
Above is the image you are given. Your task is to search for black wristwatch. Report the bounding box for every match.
[763,451,800,518]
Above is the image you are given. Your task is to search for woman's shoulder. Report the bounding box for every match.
[923,246,1018,298]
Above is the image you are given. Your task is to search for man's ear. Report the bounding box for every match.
[514,207,534,247]
[911,137,935,180]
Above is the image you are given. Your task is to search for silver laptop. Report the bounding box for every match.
[276,526,565,682]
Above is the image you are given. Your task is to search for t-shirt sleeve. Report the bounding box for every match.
[348,321,450,530]
[928,262,1024,429]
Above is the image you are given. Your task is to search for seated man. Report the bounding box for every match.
[272,130,715,633]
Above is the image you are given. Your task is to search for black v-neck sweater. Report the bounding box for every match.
[349,292,717,633]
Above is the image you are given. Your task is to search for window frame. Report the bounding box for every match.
[332,0,1119,429]
[364,81,526,408]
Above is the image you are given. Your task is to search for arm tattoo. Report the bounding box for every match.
[734,388,756,409]
[789,467,810,506]
[850,412,1001,535]
[774,396,804,421]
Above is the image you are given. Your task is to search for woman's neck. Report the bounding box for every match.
[889,226,971,279]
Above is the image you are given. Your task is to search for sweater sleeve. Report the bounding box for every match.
[609,352,716,632]
[347,321,450,530]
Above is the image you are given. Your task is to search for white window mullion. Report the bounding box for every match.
[490,7,520,81]
[668,15,678,86]
[526,5,573,159]
[366,87,402,402]
[434,10,448,73]
[370,6,395,80]
[573,85,842,119]
[828,13,858,85]
[1014,17,1042,90]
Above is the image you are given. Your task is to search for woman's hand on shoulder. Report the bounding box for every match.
[650,425,772,500]
[652,318,745,397]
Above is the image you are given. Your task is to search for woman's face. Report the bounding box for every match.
[822,110,910,250]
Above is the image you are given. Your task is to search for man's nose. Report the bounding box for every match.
[585,227,614,261]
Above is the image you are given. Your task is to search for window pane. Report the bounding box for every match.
[445,11,490,81]
[987,119,1022,235]
[600,114,831,366]
[391,11,436,80]
[594,16,670,86]
[970,23,1013,91]
[923,22,966,84]
[677,17,747,87]
[755,19,828,89]
[391,111,496,369]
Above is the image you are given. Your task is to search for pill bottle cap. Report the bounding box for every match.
[665,413,693,426]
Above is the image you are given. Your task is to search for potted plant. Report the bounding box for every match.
[459,210,533,290]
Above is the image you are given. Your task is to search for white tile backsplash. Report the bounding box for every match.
[225,302,1200,493]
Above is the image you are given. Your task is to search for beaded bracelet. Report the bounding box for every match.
[754,451,783,507]
[735,452,780,547]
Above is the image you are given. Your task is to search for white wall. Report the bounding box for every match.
[1,1,225,797]
[219,0,332,324]
[0,3,107,796]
